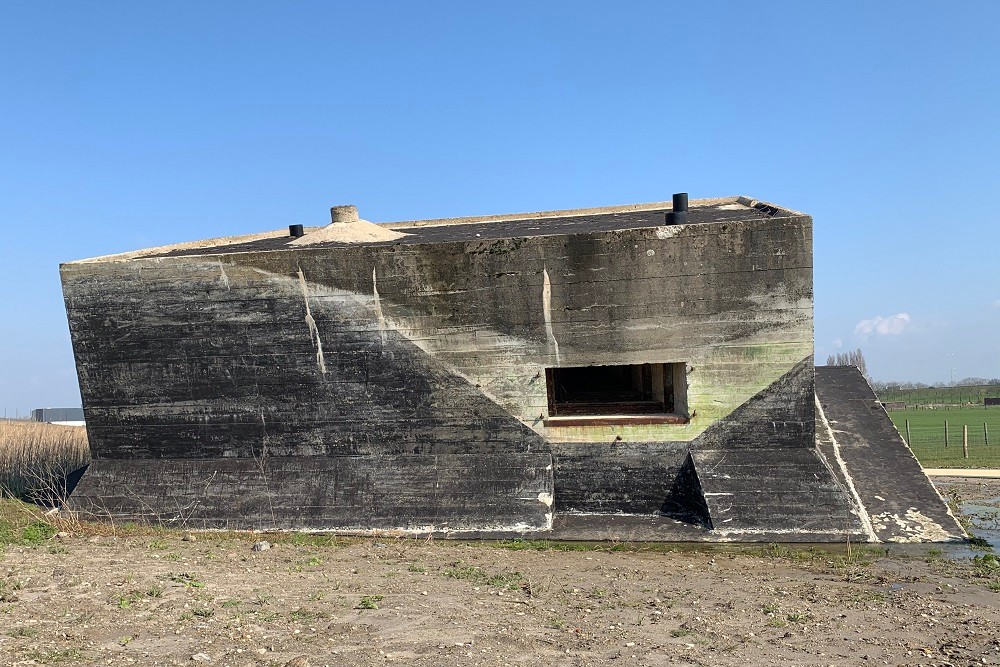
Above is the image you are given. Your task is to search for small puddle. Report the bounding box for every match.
[959,496,1000,549]
[929,496,1000,560]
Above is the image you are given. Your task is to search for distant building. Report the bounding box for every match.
[31,407,85,426]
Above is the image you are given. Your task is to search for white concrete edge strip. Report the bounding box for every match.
[923,469,1000,478]
[815,396,879,542]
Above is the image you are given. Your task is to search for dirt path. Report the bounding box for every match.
[1,525,999,667]
[0,480,998,666]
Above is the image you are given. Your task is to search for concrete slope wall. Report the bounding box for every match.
[814,366,964,542]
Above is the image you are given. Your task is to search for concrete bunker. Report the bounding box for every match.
[59,195,964,542]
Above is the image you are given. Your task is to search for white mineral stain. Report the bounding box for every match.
[542,265,561,365]
[870,508,957,543]
[296,268,327,374]
[655,226,682,239]
[218,261,231,291]
[372,265,387,345]
[816,397,878,541]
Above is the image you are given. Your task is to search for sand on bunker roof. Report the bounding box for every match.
[289,219,409,245]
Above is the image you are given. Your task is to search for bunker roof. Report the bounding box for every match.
[70,195,807,263]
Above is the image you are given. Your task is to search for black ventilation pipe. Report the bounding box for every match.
[666,192,688,225]
[289,224,304,238]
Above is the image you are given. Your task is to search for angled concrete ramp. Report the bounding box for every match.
[814,366,964,542]
[692,448,865,540]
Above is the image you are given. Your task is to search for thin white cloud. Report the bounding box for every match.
[832,337,843,349]
[854,312,911,340]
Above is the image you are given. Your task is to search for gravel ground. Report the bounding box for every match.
[0,480,998,667]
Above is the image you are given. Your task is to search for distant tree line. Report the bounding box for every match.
[872,377,1000,392]
[826,348,870,382]
[824,348,1000,389]
[824,348,999,389]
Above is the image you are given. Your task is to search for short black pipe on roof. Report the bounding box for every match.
[289,224,304,238]
[665,192,688,225]
[672,192,688,212]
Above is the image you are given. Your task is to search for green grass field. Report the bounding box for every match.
[887,407,1000,468]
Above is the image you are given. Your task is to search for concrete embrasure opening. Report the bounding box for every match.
[544,362,688,418]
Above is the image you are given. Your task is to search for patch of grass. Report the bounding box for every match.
[8,625,37,637]
[443,564,524,590]
[21,520,57,544]
[282,532,346,548]
[967,535,994,551]
[356,595,384,610]
[850,590,887,603]
[755,543,816,561]
[165,572,204,588]
[0,512,58,547]
[115,590,145,609]
[290,607,329,621]
[192,607,214,618]
[407,564,425,573]
[972,553,1000,572]
[670,628,694,638]
[22,648,83,663]
[494,539,590,552]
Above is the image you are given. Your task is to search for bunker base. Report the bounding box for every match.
[66,367,962,543]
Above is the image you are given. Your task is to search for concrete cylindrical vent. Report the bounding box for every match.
[666,192,689,226]
[330,204,359,224]
[289,224,304,238]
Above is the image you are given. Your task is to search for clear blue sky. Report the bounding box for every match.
[2,1,998,415]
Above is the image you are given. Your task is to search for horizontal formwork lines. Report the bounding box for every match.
[62,255,812,301]
[66,307,811,350]
[64,303,812,348]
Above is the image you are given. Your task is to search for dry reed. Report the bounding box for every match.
[0,419,90,499]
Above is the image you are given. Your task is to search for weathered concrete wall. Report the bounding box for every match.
[62,204,855,538]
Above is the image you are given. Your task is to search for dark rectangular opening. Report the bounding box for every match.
[545,362,687,418]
